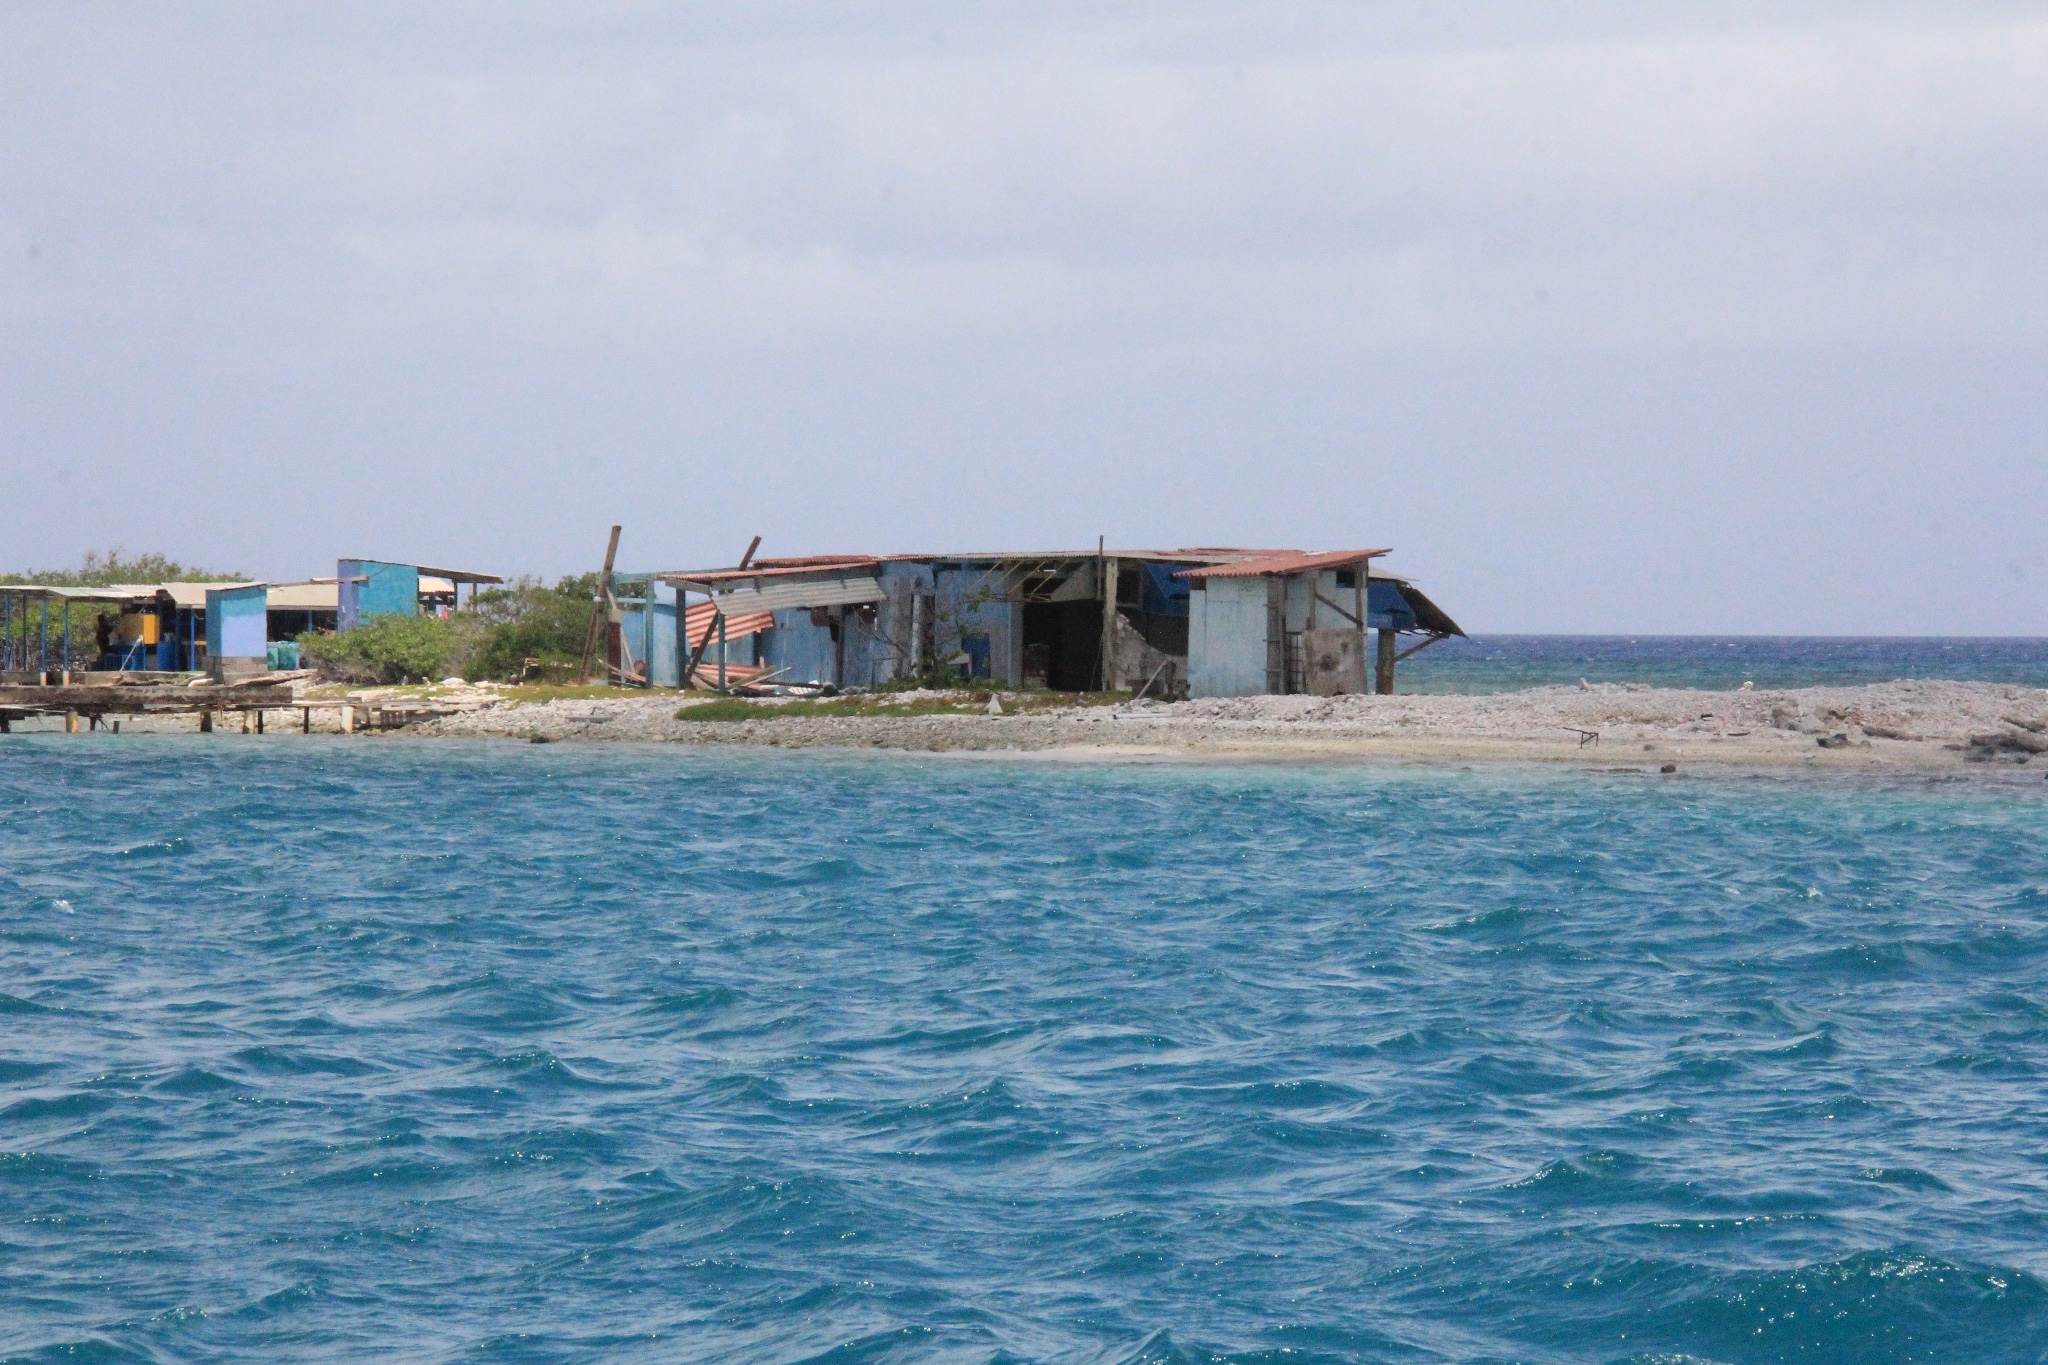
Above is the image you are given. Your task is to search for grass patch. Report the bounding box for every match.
[675,698,764,722]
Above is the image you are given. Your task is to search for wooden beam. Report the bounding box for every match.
[0,682,296,712]
[578,524,623,682]
[1394,633,1448,664]
[1099,555,1120,690]
[1315,591,1361,628]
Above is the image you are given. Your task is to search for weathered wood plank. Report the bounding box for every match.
[0,683,296,712]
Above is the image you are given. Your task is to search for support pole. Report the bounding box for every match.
[578,524,623,683]
[676,589,692,690]
[1375,628,1397,695]
[200,710,213,733]
[1099,555,1119,691]
[1354,563,1368,695]
[40,596,50,673]
[717,614,728,693]
[641,583,656,687]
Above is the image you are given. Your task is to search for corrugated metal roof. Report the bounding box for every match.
[896,549,1270,565]
[0,584,156,603]
[706,576,886,614]
[683,601,775,642]
[667,559,879,586]
[1175,549,1394,581]
[749,555,874,570]
[160,582,261,608]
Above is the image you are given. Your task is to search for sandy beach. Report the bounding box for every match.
[367,679,2048,771]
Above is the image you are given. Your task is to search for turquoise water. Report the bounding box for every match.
[4,739,2048,1364]
[1394,636,2048,694]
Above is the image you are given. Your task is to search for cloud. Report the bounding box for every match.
[2,3,2044,629]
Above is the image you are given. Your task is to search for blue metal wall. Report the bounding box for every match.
[205,585,270,661]
[933,563,1021,685]
[1186,577,1270,697]
[616,599,682,687]
[337,560,420,630]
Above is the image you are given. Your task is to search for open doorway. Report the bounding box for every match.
[1021,601,1102,691]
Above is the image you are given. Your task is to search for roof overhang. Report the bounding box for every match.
[1175,549,1394,582]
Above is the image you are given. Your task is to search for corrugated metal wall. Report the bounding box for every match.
[1187,577,1271,697]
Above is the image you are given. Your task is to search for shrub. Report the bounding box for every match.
[300,614,470,684]
[462,574,599,681]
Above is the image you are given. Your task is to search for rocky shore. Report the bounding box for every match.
[407,679,2048,771]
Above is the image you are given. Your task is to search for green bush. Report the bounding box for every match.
[300,614,469,684]
[462,574,599,681]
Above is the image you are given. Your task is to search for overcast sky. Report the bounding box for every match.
[4,3,2044,631]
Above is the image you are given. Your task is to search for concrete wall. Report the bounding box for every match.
[337,560,420,630]
[1187,576,1271,697]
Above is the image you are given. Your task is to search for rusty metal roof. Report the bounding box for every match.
[666,558,879,586]
[1174,549,1393,581]
[684,601,775,641]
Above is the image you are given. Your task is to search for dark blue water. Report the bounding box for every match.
[5,739,2048,1364]
[1396,637,2048,694]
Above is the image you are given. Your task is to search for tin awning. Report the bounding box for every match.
[688,574,887,615]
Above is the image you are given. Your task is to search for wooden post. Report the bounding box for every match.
[641,583,656,687]
[1376,627,1397,695]
[684,589,700,695]
[256,710,265,734]
[717,614,728,693]
[1265,578,1286,694]
[64,710,79,734]
[200,710,213,733]
[302,706,311,733]
[1354,562,1368,694]
[579,525,623,682]
[1099,556,1119,691]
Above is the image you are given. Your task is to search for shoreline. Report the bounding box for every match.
[417,677,2046,774]
[11,679,2046,777]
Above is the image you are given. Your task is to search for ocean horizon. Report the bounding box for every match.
[1389,635,2048,695]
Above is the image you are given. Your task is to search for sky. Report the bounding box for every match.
[3,2,2045,632]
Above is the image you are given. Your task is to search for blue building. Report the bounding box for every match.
[336,561,502,629]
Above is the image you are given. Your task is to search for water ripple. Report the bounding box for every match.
[2,739,2046,1362]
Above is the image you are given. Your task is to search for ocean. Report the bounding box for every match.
[1392,636,2048,694]
[4,739,2048,1363]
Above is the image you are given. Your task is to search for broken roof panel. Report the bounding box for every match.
[683,601,776,642]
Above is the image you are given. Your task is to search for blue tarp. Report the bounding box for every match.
[1140,563,1191,617]
[1368,580,1416,632]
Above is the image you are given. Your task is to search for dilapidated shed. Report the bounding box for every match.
[1178,552,1464,698]
[659,543,1462,697]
